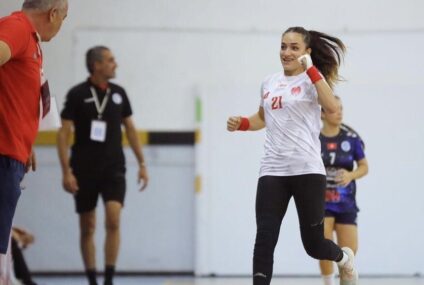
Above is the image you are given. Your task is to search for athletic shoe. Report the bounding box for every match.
[338,247,358,285]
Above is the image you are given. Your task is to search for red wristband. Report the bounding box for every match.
[238,117,250,131]
[306,66,323,84]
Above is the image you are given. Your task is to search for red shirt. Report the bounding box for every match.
[0,11,42,163]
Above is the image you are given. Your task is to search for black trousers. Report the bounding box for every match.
[253,174,343,285]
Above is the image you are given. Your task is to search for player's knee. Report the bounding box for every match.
[105,218,120,232]
[80,216,96,237]
[80,224,95,238]
[303,239,323,259]
[301,223,325,259]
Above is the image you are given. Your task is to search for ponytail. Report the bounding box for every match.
[283,27,346,88]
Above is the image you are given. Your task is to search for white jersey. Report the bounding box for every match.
[259,71,326,177]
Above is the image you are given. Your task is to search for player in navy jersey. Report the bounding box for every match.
[227,27,359,285]
[319,97,369,285]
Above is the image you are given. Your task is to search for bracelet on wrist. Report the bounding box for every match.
[238,117,250,131]
[306,66,323,84]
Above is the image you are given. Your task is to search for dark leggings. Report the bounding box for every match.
[11,238,36,285]
[253,174,343,285]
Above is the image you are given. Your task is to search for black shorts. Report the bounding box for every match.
[73,166,126,213]
[325,209,357,225]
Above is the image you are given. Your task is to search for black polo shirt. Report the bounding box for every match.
[61,79,132,171]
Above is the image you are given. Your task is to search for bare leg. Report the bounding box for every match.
[103,201,122,285]
[319,217,336,275]
[104,201,122,266]
[79,211,97,270]
[319,217,336,285]
[335,224,358,254]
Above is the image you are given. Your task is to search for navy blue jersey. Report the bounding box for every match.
[320,124,365,213]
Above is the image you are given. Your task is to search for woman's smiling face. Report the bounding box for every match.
[280,32,311,76]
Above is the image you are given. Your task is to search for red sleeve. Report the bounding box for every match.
[0,17,29,58]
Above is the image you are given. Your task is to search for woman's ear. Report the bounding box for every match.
[306,47,312,55]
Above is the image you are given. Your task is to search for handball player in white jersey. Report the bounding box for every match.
[227,27,358,285]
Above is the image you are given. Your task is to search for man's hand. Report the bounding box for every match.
[138,165,149,191]
[25,149,37,172]
[63,171,79,194]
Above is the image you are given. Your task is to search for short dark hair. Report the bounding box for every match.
[86,46,109,74]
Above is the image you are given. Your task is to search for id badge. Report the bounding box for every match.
[90,120,107,142]
[40,80,51,118]
[39,96,61,130]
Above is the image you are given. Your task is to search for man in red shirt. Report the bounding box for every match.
[0,0,68,258]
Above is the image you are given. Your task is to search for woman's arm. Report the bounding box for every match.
[336,158,369,187]
[298,54,339,114]
[315,80,339,114]
[227,107,265,131]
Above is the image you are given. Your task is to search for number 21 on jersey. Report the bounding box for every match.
[271,96,283,110]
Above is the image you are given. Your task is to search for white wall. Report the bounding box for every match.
[1,0,424,276]
[1,0,423,129]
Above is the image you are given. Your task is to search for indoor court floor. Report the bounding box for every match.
[33,276,424,285]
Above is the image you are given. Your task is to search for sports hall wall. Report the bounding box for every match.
[1,0,423,276]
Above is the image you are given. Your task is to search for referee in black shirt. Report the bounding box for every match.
[57,46,148,285]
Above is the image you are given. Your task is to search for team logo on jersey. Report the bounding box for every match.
[112,93,123,104]
[291,86,301,95]
[327,142,337,150]
[263,91,270,99]
[341,141,351,152]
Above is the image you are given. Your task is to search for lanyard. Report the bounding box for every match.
[90,87,110,119]
[34,33,45,83]
[34,32,42,59]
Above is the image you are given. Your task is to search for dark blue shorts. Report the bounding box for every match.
[0,155,25,254]
[325,209,357,225]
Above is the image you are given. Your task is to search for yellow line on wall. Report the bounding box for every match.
[35,131,149,146]
[194,128,201,144]
[194,175,202,194]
